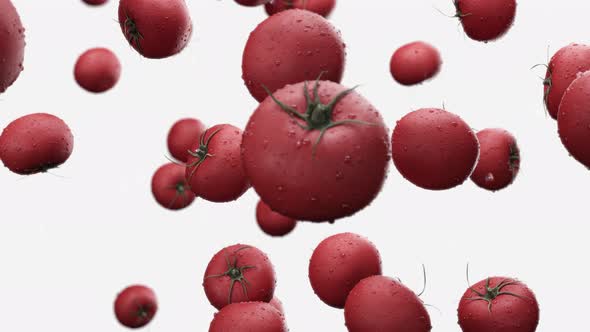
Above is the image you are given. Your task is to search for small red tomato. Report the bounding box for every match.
[167,118,206,163]
[390,41,441,86]
[114,285,158,329]
[208,302,288,332]
[309,232,382,308]
[392,108,479,190]
[151,163,195,210]
[74,48,121,93]
[256,200,297,237]
[458,277,539,332]
[203,244,276,310]
[455,0,517,42]
[0,113,74,175]
[186,124,250,202]
[344,275,431,332]
[470,128,520,191]
[83,0,108,5]
[265,0,336,17]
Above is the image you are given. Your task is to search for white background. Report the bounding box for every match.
[0,0,587,331]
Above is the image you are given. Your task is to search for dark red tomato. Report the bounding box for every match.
[0,0,25,93]
[74,48,121,93]
[185,124,250,202]
[167,118,206,163]
[265,0,336,17]
[470,128,520,191]
[151,163,195,210]
[344,276,432,332]
[458,277,539,332]
[235,0,269,6]
[558,71,590,169]
[83,0,108,5]
[455,0,517,42]
[309,232,382,308]
[0,113,74,175]
[114,285,158,329]
[118,0,192,59]
[242,9,345,102]
[390,41,441,86]
[256,200,297,237]
[269,296,285,315]
[391,108,479,190]
[242,80,390,222]
[208,302,288,332]
[541,43,590,119]
[203,244,276,310]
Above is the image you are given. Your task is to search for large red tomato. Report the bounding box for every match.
[208,302,287,332]
[0,0,25,93]
[241,79,390,222]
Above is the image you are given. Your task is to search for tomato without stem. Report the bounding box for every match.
[558,71,590,169]
[390,41,441,86]
[454,0,517,42]
[0,0,25,93]
[256,200,297,237]
[209,302,287,332]
[74,48,121,93]
[167,118,206,163]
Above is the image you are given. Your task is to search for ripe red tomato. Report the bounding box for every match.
[454,0,517,42]
[458,277,539,332]
[558,71,590,168]
[151,163,195,210]
[344,275,432,332]
[265,0,336,17]
[208,302,288,332]
[256,200,297,237]
[167,118,206,163]
[390,41,441,86]
[242,80,389,222]
[74,48,121,93]
[0,113,74,175]
[203,244,276,310]
[242,9,345,102]
[114,285,158,329]
[269,296,285,315]
[470,128,520,191]
[391,108,479,190]
[0,0,25,93]
[185,124,250,202]
[118,0,192,58]
[309,232,382,308]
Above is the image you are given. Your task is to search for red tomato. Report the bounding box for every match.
[208,302,288,332]
[558,71,590,168]
[114,285,158,329]
[0,113,74,175]
[242,80,390,222]
[309,233,382,308]
[265,0,336,17]
[392,108,479,190]
[74,48,121,93]
[344,275,432,332]
[269,296,285,315]
[151,163,195,210]
[203,244,276,310]
[242,9,345,102]
[118,0,192,59]
[0,0,25,93]
[256,200,297,237]
[541,43,590,119]
[185,124,250,202]
[167,118,206,163]
[470,128,520,191]
[390,41,441,86]
[455,0,517,42]
[235,0,269,6]
[458,277,539,332]
[83,0,108,5]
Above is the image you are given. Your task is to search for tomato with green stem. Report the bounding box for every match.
[114,285,158,329]
[470,128,520,191]
[151,163,195,210]
[241,78,389,222]
[203,244,276,310]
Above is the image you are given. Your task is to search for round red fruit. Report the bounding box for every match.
[74,48,121,93]
[114,285,158,329]
[470,128,520,191]
[0,113,74,175]
[186,124,250,202]
[390,41,441,86]
[151,163,195,210]
[269,296,285,315]
[209,302,287,332]
[558,71,590,169]
[392,108,479,190]
[0,0,25,93]
[256,200,297,237]
[167,118,206,163]
[455,0,517,42]
[309,232,382,308]
[242,9,345,102]
[203,244,276,310]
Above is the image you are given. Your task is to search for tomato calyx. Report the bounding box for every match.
[204,246,256,305]
[451,0,472,18]
[508,144,520,172]
[165,181,191,209]
[122,12,144,52]
[186,127,222,181]
[466,277,528,312]
[262,74,377,157]
[531,63,552,115]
